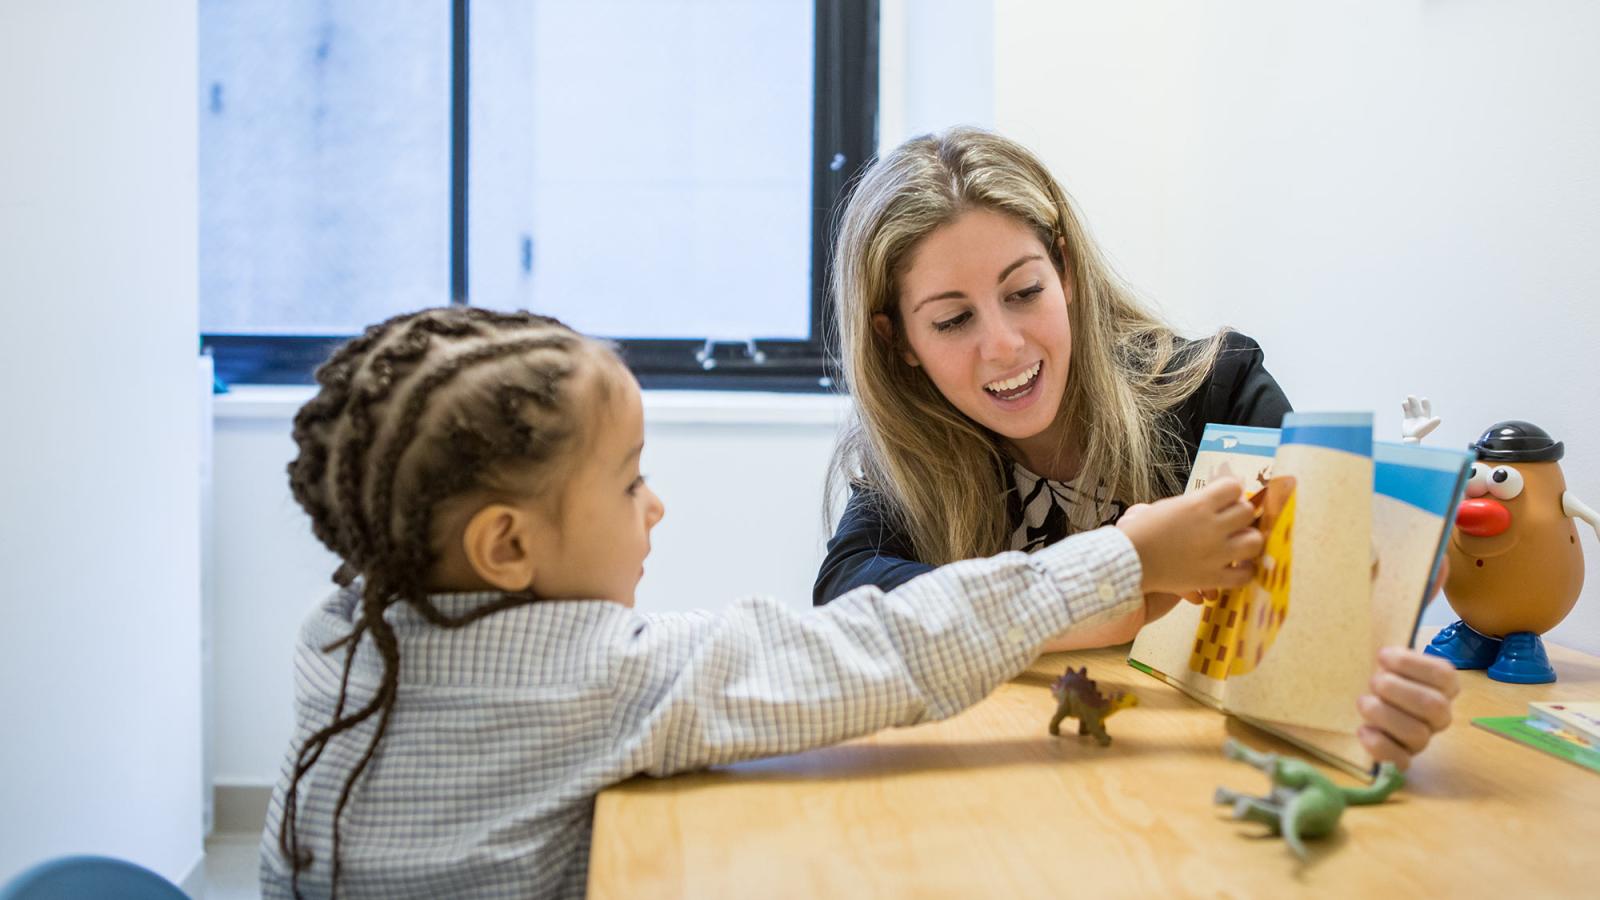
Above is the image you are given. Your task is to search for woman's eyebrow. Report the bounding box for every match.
[911,290,964,313]
[910,254,1043,313]
[996,253,1042,283]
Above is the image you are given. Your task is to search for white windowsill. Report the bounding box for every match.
[214,386,852,427]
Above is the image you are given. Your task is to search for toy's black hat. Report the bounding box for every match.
[1471,420,1564,462]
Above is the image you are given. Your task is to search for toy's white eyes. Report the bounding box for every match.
[1487,465,1524,500]
[1465,464,1491,498]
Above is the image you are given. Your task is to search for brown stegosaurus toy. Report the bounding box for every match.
[1048,666,1138,746]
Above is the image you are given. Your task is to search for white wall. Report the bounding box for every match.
[879,0,995,151]
[0,1,203,888]
[994,0,1600,654]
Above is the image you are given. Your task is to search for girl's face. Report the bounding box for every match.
[527,373,664,606]
[884,207,1073,460]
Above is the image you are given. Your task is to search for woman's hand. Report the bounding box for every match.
[1357,646,1460,769]
[1358,557,1458,768]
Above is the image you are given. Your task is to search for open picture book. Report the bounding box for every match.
[1127,412,1475,778]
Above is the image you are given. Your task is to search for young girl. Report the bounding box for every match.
[259,306,1262,899]
[816,126,1459,768]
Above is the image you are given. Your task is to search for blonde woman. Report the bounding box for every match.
[815,127,1458,768]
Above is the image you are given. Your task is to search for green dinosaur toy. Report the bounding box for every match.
[1048,666,1138,746]
[1213,738,1405,861]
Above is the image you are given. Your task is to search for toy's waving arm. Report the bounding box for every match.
[1564,491,1600,539]
[1401,395,1441,444]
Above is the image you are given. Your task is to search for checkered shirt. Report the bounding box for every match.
[259,526,1141,899]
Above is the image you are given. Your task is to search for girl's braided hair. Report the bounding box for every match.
[279,306,616,898]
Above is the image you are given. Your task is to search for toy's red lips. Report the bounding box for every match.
[1457,498,1510,537]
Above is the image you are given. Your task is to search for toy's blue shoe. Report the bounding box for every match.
[1487,632,1556,684]
[1425,620,1502,669]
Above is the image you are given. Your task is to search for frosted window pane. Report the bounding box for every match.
[469,0,815,340]
[199,0,451,335]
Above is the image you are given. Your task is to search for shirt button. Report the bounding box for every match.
[1097,582,1117,602]
[1005,626,1025,644]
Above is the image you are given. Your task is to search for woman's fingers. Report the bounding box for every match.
[1377,647,1461,700]
[1369,665,1455,731]
[1357,725,1413,770]
[1358,693,1435,754]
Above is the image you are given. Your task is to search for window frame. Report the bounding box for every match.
[201,0,878,392]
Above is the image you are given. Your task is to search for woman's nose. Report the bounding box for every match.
[647,488,665,527]
[979,318,1025,361]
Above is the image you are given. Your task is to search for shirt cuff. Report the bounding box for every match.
[1029,525,1144,630]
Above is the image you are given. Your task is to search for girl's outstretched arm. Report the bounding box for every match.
[617,527,1144,777]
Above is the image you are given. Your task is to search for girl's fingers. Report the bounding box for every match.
[1218,499,1256,530]
[1121,502,1154,522]
[1199,478,1245,510]
[1227,530,1264,560]
[1216,561,1254,589]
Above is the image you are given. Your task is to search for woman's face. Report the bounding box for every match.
[883,207,1073,450]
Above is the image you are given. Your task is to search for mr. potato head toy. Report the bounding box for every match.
[1425,421,1600,683]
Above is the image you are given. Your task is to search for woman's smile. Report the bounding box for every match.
[984,360,1043,406]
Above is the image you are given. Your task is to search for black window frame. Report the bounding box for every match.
[202,0,878,393]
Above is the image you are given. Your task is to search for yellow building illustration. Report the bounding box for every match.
[1189,479,1297,679]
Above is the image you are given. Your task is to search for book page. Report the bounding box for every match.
[1130,418,1469,773]
[1127,426,1280,710]
[1217,414,1373,735]
[1235,716,1376,779]
[1371,441,1474,654]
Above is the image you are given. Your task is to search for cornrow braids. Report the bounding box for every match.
[280,306,615,899]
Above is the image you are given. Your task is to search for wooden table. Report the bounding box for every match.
[590,634,1600,898]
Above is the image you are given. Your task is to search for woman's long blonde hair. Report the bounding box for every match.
[828,127,1224,566]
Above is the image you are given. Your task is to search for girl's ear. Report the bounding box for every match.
[871,313,920,367]
[461,503,541,592]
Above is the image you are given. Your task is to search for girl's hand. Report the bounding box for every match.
[1116,478,1263,596]
[1356,646,1460,769]
[1118,505,1189,628]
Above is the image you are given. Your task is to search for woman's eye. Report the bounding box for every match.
[1009,284,1044,303]
[627,475,647,495]
[933,312,971,332]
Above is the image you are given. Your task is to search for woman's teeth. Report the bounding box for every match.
[985,362,1041,395]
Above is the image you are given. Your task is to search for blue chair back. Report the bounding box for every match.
[0,855,187,900]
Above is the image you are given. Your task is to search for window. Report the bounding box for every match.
[200,0,877,390]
